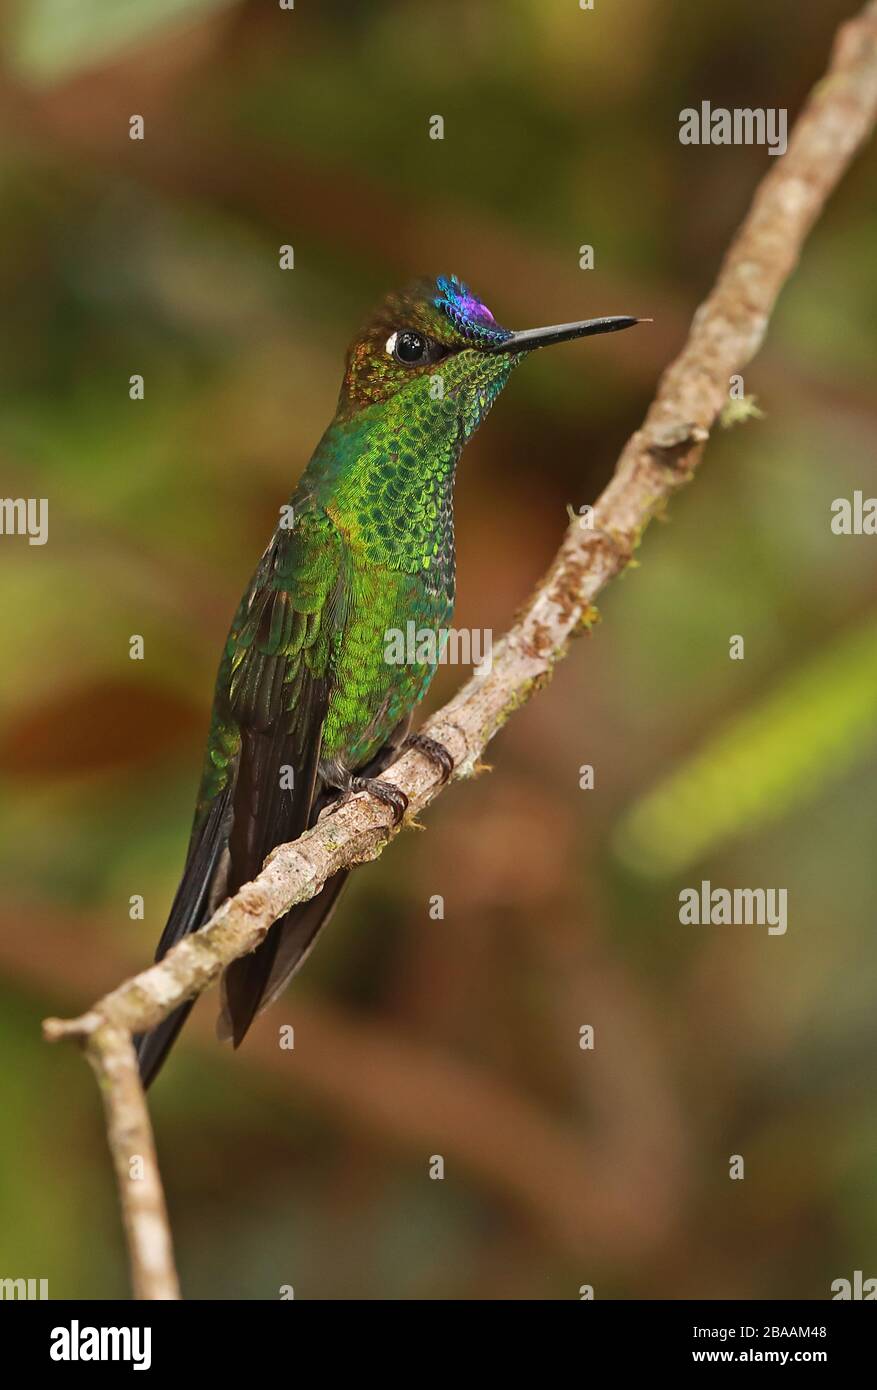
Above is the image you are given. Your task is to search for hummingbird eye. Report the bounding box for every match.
[386,330,445,367]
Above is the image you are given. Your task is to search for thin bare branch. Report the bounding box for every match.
[42,1015,180,1299]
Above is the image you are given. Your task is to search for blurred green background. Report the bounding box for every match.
[1,0,875,1300]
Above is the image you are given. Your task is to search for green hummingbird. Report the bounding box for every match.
[136,275,644,1086]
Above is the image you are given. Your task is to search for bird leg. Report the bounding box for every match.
[403,732,454,783]
[349,776,409,825]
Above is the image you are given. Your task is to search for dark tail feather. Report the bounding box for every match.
[135,786,232,1089]
[221,868,349,1047]
[135,1000,196,1090]
[220,726,412,1047]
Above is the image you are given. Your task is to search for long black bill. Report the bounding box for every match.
[489,315,648,353]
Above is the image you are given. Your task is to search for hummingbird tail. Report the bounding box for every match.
[134,785,233,1089]
[135,1000,197,1090]
[218,868,349,1047]
[217,724,412,1048]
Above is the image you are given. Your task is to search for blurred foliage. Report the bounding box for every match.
[9,0,237,83]
[0,0,875,1300]
[616,615,877,877]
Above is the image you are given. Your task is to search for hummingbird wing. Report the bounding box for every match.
[224,521,342,885]
[218,515,349,1045]
[136,506,348,1085]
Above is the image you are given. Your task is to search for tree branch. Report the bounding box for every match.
[44,1015,180,1300]
[43,0,877,1299]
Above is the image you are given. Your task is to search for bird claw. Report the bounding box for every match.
[350,776,409,826]
[404,732,454,783]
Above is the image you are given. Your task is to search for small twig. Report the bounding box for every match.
[43,1015,180,1299]
[44,0,877,1298]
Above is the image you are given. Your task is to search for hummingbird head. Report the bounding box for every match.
[338,274,645,439]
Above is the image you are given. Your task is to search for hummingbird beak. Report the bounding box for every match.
[487,316,650,353]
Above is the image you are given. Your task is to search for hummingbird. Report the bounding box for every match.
[136,275,644,1086]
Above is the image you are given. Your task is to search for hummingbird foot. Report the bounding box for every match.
[403,732,455,783]
[350,775,409,826]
